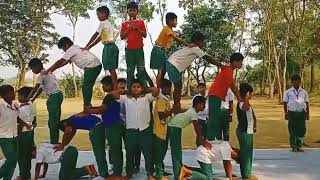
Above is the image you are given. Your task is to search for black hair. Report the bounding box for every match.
[160,78,172,88]
[239,83,253,98]
[131,78,142,86]
[58,117,73,132]
[0,85,14,97]
[96,6,110,16]
[28,58,43,68]
[165,12,177,25]
[291,74,301,81]
[57,37,74,49]
[230,53,244,63]
[117,78,127,84]
[101,76,113,86]
[17,86,33,97]
[197,83,206,88]
[127,1,138,10]
[191,31,206,43]
[192,95,206,107]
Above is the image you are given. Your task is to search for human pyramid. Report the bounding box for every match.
[0,1,310,180]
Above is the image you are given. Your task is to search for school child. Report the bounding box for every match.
[120,1,148,89]
[236,83,258,180]
[112,78,160,179]
[85,6,119,89]
[283,74,309,152]
[193,83,209,146]
[153,78,172,180]
[207,53,243,141]
[0,85,18,180]
[16,87,35,180]
[220,88,234,141]
[165,31,222,112]
[33,143,97,180]
[168,96,211,180]
[150,12,190,86]
[42,37,102,108]
[28,58,63,144]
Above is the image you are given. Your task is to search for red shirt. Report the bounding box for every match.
[208,65,234,100]
[120,19,146,49]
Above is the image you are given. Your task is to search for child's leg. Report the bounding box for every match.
[134,145,141,172]
[125,49,136,89]
[287,112,296,150]
[183,161,213,180]
[196,120,207,146]
[166,61,182,110]
[295,111,306,150]
[221,109,230,141]
[236,128,253,179]
[173,81,182,110]
[153,134,169,179]
[0,138,17,180]
[139,127,154,176]
[125,129,139,177]
[102,43,119,89]
[207,95,222,141]
[223,160,233,179]
[169,126,182,179]
[82,65,102,106]
[46,91,63,144]
[18,131,34,179]
[136,48,148,88]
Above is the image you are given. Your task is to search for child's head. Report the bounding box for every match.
[17,86,33,103]
[166,12,177,27]
[192,95,206,112]
[160,78,172,96]
[230,53,244,69]
[96,6,110,21]
[57,37,74,52]
[117,78,127,90]
[239,83,253,99]
[0,85,15,102]
[131,78,143,96]
[191,31,206,47]
[101,76,113,92]
[291,74,301,89]
[127,1,139,19]
[58,117,73,132]
[197,83,206,95]
[28,58,43,74]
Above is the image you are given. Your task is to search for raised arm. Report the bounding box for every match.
[150,87,160,97]
[202,54,222,68]
[192,120,211,149]
[85,32,99,48]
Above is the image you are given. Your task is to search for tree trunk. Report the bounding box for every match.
[17,65,27,88]
[186,68,191,96]
[72,25,78,97]
[310,60,315,93]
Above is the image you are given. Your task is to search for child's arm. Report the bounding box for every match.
[283,102,288,120]
[85,32,100,49]
[306,102,310,120]
[170,34,190,47]
[85,36,102,50]
[27,83,41,101]
[40,163,48,178]
[84,104,108,115]
[148,87,160,97]
[43,58,70,74]
[111,89,128,100]
[17,117,32,130]
[31,88,43,102]
[230,82,241,101]
[253,110,257,133]
[192,120,211,149]
[54,126,76,151]
[132,23,147,38]
[120,22,131,40]
[201,54,223,68]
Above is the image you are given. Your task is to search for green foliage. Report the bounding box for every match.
[0,78,3,85]
[60,72,83,98]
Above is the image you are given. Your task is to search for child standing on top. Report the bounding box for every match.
[120,1,148,89]
[85,6,119,89]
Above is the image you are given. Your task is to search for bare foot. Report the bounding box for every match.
[89,164,98,177]
[297,148,304,152]
[179,166,188,180]
[290,147,297,152]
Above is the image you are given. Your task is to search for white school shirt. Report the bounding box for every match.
[37,70,61,95]
[0,99,18,138]
[196,140,232,164]
[283,87,309,112]
[117,93,156,131]
[62,45,101,69]
[97,20,118,43]
[192,93,208,121]
[18,101,34,132]
[220,88,234,110]
[36,143,69,164]
[168,46,206,72]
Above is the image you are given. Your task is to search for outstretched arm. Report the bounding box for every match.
[84,104,108,115]
[85,32,99,49]
[145,87,160,97]
[192,120,211,149]
[170,34,189,47]
[54,126,76,151]
[27,83,41,101]
[111,89,128,100]
[202,54,222,68]
[45,59,69,73]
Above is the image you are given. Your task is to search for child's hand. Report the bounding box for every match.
[285,113,288,120]
[132,23,137,30]
[201,140,212,150]
[53,144,64,152]
[253,126,257,133]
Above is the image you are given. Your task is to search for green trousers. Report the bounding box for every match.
[221,109,231,141]
[0,137,17,180]
[207,95,222,140]
[288,111,306,148]
[169,126,182,180]
[83,65,102,106]
[134,144,141,171]
[236,128,253,179]
[89,123,108,177]
[196,120,207,147]
[125,127,153,177]
[47,91,63,144]
[153,134,168,179]
[59,146,88,180]
[191,161,213,180]
[125,48,147,89]
[105,120,125,176]
[18,131,34,179]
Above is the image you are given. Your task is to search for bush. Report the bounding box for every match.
[59,72,83,98]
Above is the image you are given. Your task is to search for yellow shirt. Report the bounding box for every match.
[155,26,175,49]
[153,94,171,140]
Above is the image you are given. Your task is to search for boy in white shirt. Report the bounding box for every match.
[220,88,234,141]
[0,85,18,180]
[85,6,119,89]
[283,74,309,152]
[42,37,102,109]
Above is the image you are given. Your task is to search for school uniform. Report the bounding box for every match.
[17,101,35,179]
[116,93,156,177]
[153,92,171,179]
[192,93,209,146]
[36,143,88,180]
[236,101,255,179]
[62,45,102,105]
[283,87,309,149]
[0,99,18,180]
[166,47,206,82]
[120,19,147,88]
[207,65,234,141]
[168,107,198,179]
[220,89,234,141]
[37,71,63,144]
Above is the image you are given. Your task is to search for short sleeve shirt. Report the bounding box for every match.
[220,88,234,109]
[36,143,66,164]
[120,19,146,49]
[196,141,232,163]
[168,107,198,129]
[208,66,234,100]
[153,93,171,140]
[283,87,309,112]
[155,26,176,49]
[37,71,60,95]
[97,20,117,43]
[0,99,18,138]
[102,94,120,128]
[18,101,34,132]
[168,46,206,72]
[62,45,101,69]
